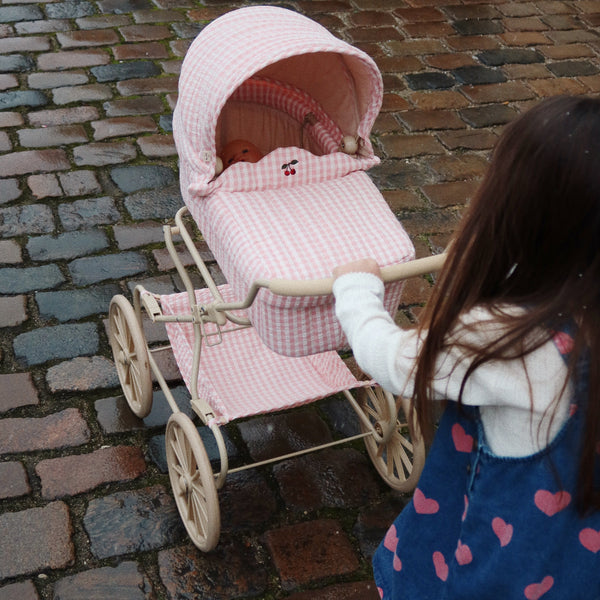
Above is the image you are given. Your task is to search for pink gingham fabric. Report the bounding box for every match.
[173,5,384,197]
[190,164,414,356]
[229,77,343,155]
[160,286,370,424]
[172,6,415,356]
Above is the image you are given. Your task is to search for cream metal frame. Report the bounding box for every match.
[109,205,445,551]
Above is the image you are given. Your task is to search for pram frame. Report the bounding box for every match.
[109,204,445,551]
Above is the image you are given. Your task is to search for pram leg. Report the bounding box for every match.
[108,295,153,418]
[355,387,425,493]
[166,412,220,552]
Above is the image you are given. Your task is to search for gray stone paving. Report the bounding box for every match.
[0,1,598,599]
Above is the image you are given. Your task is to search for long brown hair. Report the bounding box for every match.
[413,95,600,513]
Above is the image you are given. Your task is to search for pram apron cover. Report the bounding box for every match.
[173,6,414,357]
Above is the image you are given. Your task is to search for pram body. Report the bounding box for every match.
[108,6,444,551]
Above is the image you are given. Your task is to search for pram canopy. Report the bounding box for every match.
[173,5,384,196]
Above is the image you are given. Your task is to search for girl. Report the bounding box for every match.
[332,95,600,599]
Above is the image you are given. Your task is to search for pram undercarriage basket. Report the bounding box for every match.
[108,6,445,551]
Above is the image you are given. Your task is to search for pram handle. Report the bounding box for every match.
[266,252,446,298]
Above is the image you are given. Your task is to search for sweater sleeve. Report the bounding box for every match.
[332,271,421,397]
[332,271,570,410]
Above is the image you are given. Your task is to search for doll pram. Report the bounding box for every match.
[108,6,444,552]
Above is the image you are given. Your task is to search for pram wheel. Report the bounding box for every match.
[359,387,425,493]
[108,295,153,418]
[166,412,220,551]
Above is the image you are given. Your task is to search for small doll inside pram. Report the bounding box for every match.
[108,6,445,552]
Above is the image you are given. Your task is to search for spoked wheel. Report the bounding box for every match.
[359,386,425,492]
[166,412,220,552]
[108,295,153,418]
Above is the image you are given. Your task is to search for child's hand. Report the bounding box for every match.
[332,258,382,281]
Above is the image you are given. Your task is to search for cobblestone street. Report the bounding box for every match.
[0,0,599,599]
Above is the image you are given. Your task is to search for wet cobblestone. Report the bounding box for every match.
[0,204,54,237]
[0,296,27,328]
[0,461,30,500]
[36,445,147,499]
[0,1,598,598]
[53,562,153,600]
[0,264,64,294]
[46,355,119,392]
[0,502,74,580]
[84,485,185,559]
[13,322,99,366]
[0,408,90,454]
[110,164,177,193]
[69,251,148,285]
[36,284,119,321]
[27,230,109,262]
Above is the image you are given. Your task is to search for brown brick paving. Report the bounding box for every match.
[0,408,90,454]
[265,520,361,589]
[0,0,598,598]
[0,502,74,580]
[0,461,30,500]
[36,445,147,499]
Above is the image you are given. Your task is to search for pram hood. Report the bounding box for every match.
[173,6,384,200]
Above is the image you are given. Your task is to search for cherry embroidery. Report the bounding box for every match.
[282,160,298,176]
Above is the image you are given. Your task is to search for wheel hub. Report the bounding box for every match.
[179,472,193,495]
[117,349,130,366]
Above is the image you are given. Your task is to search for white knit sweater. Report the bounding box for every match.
[333,271,571,457]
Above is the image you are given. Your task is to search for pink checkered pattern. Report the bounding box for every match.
[230,78,342,154]
[173,5,384,198]
[189,166,414,356]
[171,6,414,357]
[161,286,370,424]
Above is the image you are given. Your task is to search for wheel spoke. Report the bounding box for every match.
[165,413,220,551]
[398,433,414,452]
[364,403,377,421]
[358,387,424,492]
[386,444,403,481]
[111,312,126,343]
[191,488,208,534]
[171,428,189,471]
[185,437,195,475]
[129,361,145,399]
[399,444,413,473]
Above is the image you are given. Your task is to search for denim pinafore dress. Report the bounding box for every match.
[373,328,600,600]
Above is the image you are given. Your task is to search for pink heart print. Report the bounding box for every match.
[413,488,440,514]
[451,423,474,453]
[383,524,399,553]
[534,490,571,516]
[432,551,449,582]
[492,517,513,547]
[553,330,574,354]
[579,528,600,553]
[383,525,402,571]
[455,540,473,565]
[524,576,554,600]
